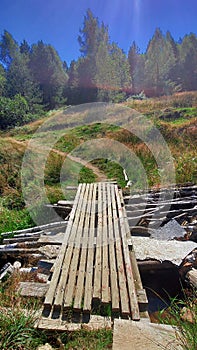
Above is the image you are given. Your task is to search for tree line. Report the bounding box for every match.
[0,9,197,129]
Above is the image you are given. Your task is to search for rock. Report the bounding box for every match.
[132,236,197,266]
[186,268,197,288]
[113,318,182,350]
[180,307,195,323]
[39,245,60,259]
[37,343,54,350]
[13,261,22,269]
[151,219,186,241]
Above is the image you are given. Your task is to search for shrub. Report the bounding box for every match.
[0,94,29,130]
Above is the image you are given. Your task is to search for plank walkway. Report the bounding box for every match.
[41,182,146,328]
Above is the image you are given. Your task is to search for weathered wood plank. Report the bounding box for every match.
[53,184,86,312]
[3,235,41,244]
[93,183,103,300]
[73,183,94,310]
[83,183,97,312]
[44,183,84,310]
[38,315,112,331]
[116,186,140,320]
[107,184,120,311]
[64,184,90,309]
[101,183,110,304]
[111,185,130,316]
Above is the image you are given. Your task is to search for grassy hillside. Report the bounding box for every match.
[0,91,196,233]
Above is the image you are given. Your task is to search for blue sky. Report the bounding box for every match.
[0,0,196,65]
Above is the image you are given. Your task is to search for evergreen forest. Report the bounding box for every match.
[0,9,197,129]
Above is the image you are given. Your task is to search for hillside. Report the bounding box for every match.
[0,92,196,233]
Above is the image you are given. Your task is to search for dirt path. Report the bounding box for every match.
[67,154,108,182]
[7,137,108,182]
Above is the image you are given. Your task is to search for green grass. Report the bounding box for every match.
[55,123,120,153]
[0,95,196,234]
[0,204,34,236]
[0,272,112,350]
[0,306,112,350]
[0,308,46,350]
[62,329,112,350]
[79,166,97,183]
[159,290,197,350]
[92,159,126,187]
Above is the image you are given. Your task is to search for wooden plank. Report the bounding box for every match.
[3,236,40,244]
[111,185,130,316]
[107,183,120,311]
[73,183,94,310]
[44,183,84,310]
[101,183,110,304]
[93,183,103,300]
[63,184,90,309]
[129,239,148,312]
[115,186,140,320]
[53,184,87,312]
[38,315,112,331]
[83,183,97,312]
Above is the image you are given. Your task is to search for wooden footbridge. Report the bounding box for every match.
[39,182,148,329]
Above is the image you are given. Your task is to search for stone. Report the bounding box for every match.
[112,318,183,350]
[132,236,197,266]
[13,260,21,270]
[151,219,186,241]
[180,307,195,323]
[37,343,54,350]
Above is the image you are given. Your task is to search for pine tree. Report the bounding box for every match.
[0,30,18,69]
[144,28,179,96]
[30,41,68,109]
[179,33,197,91]
[76,10,131,102]
[0,64,6,95]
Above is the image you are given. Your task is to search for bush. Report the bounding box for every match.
[0,94,29,130]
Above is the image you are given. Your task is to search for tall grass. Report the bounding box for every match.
[0,204,34,236]
[0,308,45,350]
[159,290,197,350]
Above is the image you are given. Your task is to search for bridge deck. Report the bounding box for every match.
[41,183,147,327]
